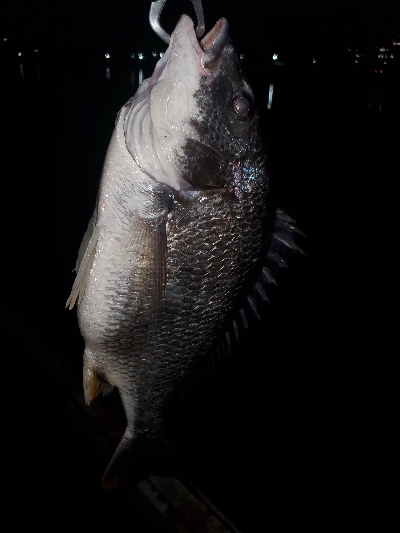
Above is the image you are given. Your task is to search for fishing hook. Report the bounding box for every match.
[149,0,205,44]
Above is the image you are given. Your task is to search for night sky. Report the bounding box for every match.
[1,0,400,57]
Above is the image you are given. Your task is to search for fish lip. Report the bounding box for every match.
[147,15,229,92]
[199,17,229,68]
[175,14,229,76]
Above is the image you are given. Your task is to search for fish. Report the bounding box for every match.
[66,13,303,489]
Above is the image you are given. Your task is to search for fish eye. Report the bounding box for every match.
[232,92,254,121]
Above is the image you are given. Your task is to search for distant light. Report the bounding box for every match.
[390,54,394,58]
[138,52,144,60]
[380,47,385,51]
[159,52,164,57]
[312,58,317,63]
[105,66,110,80]
[17,52,22,57]
[380,69,383,73]
[152,51,157,57]
[267,82,274,110]
[130,52,135,59]
[34,49,38,53]
[272,53,278,60]
[239,53,244,60]
[355,60,358,63]
[105,53,110,59]
[383,61,387,64]
[347,48,351,51]
[3,37,7,42]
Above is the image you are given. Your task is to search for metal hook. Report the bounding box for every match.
[149,0,205,44]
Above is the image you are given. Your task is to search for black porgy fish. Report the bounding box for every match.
[67,14,303,489]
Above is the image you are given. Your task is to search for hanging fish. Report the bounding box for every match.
[67,13,303,489]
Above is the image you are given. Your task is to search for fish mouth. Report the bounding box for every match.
[199,17,229,69]
[148,15,229,90]
[180,14,229,74]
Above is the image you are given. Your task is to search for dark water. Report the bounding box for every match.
[2,53,399,532]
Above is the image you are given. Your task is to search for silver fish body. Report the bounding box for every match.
[67,15,297,489]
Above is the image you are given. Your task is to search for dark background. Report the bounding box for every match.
[1,0,399,531]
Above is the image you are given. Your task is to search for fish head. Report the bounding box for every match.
[124,14,267,195]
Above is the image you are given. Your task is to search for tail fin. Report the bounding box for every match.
[101,429,135,490]
[101,429,183,490]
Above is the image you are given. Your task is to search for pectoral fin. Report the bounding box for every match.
[76,210,97,272]
[66,223,100,310]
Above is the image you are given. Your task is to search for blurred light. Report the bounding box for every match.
[138,52,144,60]
[130,52,135,59]
[383,61,387,64]
[152,51,157,57]
[17,52,22,57]
[380,47,385,51]
[267,82,274,110]
[159,52,164,57]
[380,69,383,73]
[34,49,38,53]
[239,53,244,59]
[19,63,24,79]
[106,66,110,80]
[139,68,143,85]
[272,53,278,60]
[105,53,110,59]
[312,58,317,63]
[390,54,394,58]
[355,60,358,63]
[3,37,7,41]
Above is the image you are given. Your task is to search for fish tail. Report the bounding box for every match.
[101,427,183,490]
[101,429,135,490]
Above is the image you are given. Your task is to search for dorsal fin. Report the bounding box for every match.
[180,207,306,409]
